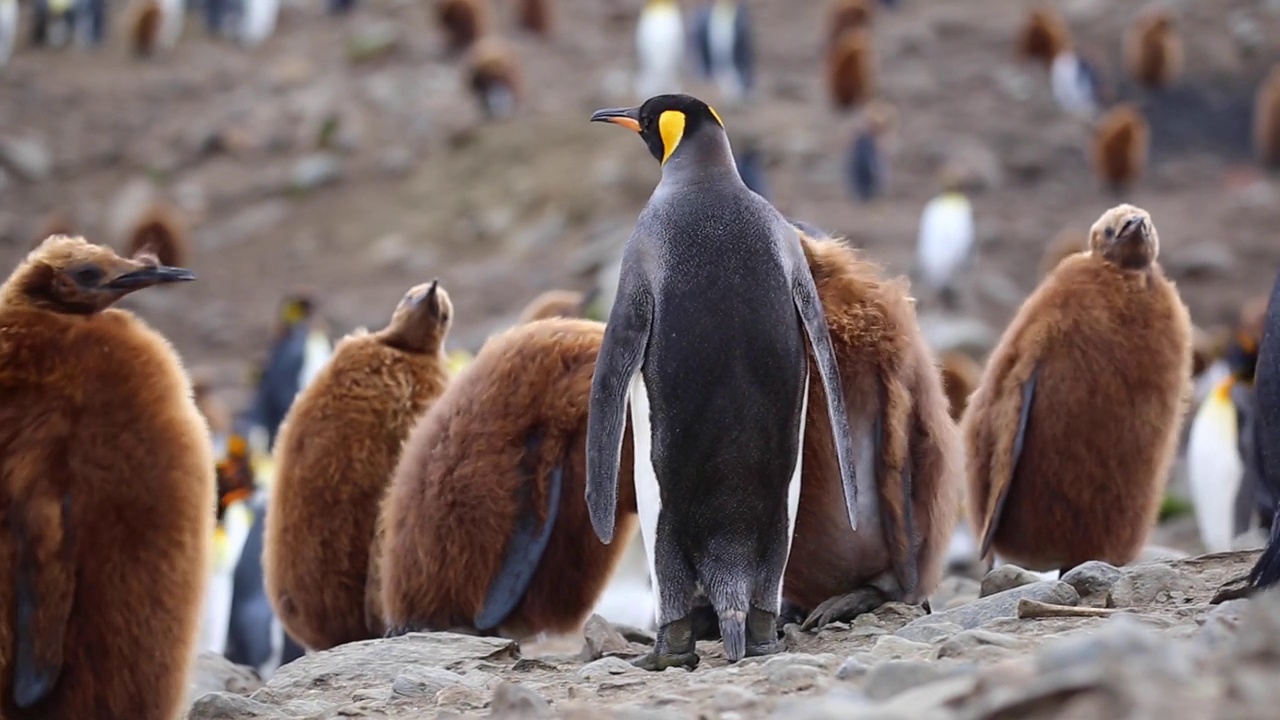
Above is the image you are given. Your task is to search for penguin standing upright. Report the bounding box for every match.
[0,0,18,67]
[1050,49,1104,121]
[914,170,975,309]
[845,100,895,202]
[248,294,332,450]
[690,0,754,106]
[634,0,685,101]
[237,0,280,47]
[586,93,860,670]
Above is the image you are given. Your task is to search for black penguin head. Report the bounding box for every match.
[590,94,726,165]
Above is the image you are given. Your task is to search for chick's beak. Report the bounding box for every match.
[590,107,642,132]
[106,265,197,290]
[1118,215,1146,240]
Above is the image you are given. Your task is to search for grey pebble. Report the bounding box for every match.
[835,656,871,681]
[713,686,759,712]
[864,660,950,701]
[1107,564,1199,608]
[577,656,637,679]
[902,581,1079,631]
[390,667,466,699]
[980,565,1043,597]
[488,681,553,718]
[1060,561,1122,601]
[895,621,963,644]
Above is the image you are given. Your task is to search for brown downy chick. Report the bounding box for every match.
[1253,65,1280,169]
[828,28,876,111]
[380,318,640,639]
[1124,7,1183,90]
[467,37,523,121]
[518,289,587,324]
[437,0,489,54]
[939,350,983,423]
[129,0,163,57]
[827,0,872,50]
[1017,4,1070,67]
[0,235,212,719]
[1091,103,1149,195]
[516,0,552,37]
[124,201,189,269]
[962,205,1192,574]
[784,230,964,627]
[265,280,453,650]
[1039,226,1088,279]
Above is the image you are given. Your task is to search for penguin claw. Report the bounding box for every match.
[631,650,700,672]
[799,588,888,631]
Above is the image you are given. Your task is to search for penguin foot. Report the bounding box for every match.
[744,608,781,657]
[633,616,700,672]
[777,601,809,632]
[1210,573,1256,605]
[689,598,721,641]
[800,588,888,631]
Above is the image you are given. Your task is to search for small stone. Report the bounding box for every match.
[0,136,52,182]
[580,614,634,661]
[488,682,552,718]
[869,635,935,661]
[765,663,824,692]
[347,23,400,62]
[936,629,1022,659]
[186,691,282,719]
[835,657,870,681]
[577,656,637,679]
[378,145,416,176]
[350,688,386,702]
[761,653,837,670]
[1061,561,1123,601]
[435,684,487,710]
[866,602,928,629]
[1106,564,1198,608]
[713,686,759,712]
[895,621,963,644]
[903,581,1080,631]
[864,660,949,701]
[391,667,466,699]
[290,153,343,192]
[980,565,1043,597]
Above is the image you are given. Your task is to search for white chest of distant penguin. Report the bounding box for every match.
[586,93,860,671]
[635,0,685,100]
[0,0,17,67]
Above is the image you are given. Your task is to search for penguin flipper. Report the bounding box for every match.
[474,433,564,631]
[792,264,860,530]
[12,491,74,709]
[586,268,651,543]
[978,364,1039,560]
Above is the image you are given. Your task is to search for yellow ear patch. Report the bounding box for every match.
[708,105,724,127]
[281,299,307,324]
[658,110,686,164]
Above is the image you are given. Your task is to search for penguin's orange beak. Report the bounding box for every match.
[590,107,642,132]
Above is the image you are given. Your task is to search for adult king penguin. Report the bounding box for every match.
[586,94,860,671]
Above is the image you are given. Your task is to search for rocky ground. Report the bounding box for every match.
[182,550,1280,719]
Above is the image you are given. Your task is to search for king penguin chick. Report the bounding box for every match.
[783,228,964,629]
[267,281,453,650]
[127,0,163,57]
[939,350,983,423]
[1124,6,1183,91]
[826,0,872,51]
[1091,102,1149,196]
[248,294,333,451]
[466,37,522,121]
[1253,64,1280,170]
[1016,4,1069,67]
[381,318,641,639]
[437,0,488,55]
[690,0,754,106]
[914,170,975,310]
[518,289,589,324]
[634,0,685,100]
[0,235,211,719]
[0,0,19,67]
[586,94,860,669]
[124,200,189,268]
[828,28,875,111]
[962,205,1192,574]
[845,100,896,202]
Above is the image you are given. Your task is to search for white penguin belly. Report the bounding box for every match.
[707,5,740,100]
[635,8,684,98]
[589,534,656,629]
[628,371,663,625]
[777,365,809,605]
[916,196,974,289]
[1187,389,1244,553]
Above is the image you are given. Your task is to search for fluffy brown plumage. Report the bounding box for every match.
[1091,103,1149,194]
[380,318,639,639]
[437,0,489,54]
[1039,226,1088,279]
[518,289,586,324]
[1254,65,1280,168]
[265,281,453,650]
[124,201,189,269]
[466,36,522,120]
[827,0,872,49]
[515,0,552,36]
[784,232,964,616]
[129,0,163,57]
[1124,7,1183,90]
[828,28,875,111]
[962,205,1192,572]
[0,235,212,719]
[1016,4,1070,66]
[939,350,983,423]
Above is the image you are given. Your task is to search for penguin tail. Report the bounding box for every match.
[701,563,751,662]
[716,607,747,662]
[1249,508,1280,591]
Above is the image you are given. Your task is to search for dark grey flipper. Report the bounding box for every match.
[979,365,1039,559]
[474,431,564,631]
[791,257,860,531]
[586,266,652,543]
[12,494,73,709]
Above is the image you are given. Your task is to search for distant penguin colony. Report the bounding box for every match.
[690,0,755,106]
[266,281,453,650]
[1091,103,1149,195]
[1253,65,1280,169]
[1016,4,1068,66]
[0,236,212,719]
[124,200,189,268]
[783,228,964,628]
[914,171,975,309]
[380,318,641,639]
[962,205,1192,575]
[586,94,860,670]
[438,0,489,54]
[634,0,685,100]
[846,100,895,202]
[1124,7,1183,90]
[467,37,522,121]
[248,293,332,450]
[826,0,873,50]
[827,28,875,111]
